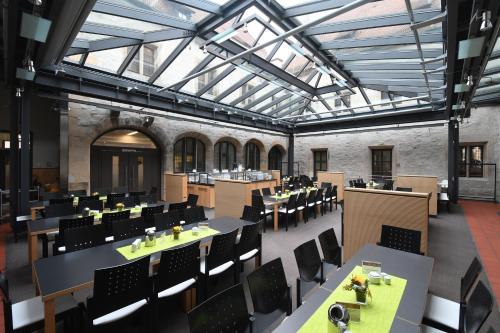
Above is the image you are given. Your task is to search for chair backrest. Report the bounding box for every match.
[318,228,341,266]
[261,187,272,196]
[154,210,182,231]
[395,187,412,192]
[287,194,297,210]
[129,191,146,205]
[241,205,262,223]
[76,199,102,213]
[79,195,99,203]
[332,185,338,197]
[44,202,75,218]
[307,190,316,204]
[158,241,200,292]
[183,206,206,224]
[187,194,199,207]
[237,222,260,257]
[59,215,95,241]
[247,258,288,314]
[111,217,145,241]
[0,271,13,333]
[383,180,394,190]
[88,256,151,321]
[168,201,188,211]
[464,281,493,333]
[111,196,136,208]
[315,188,324,202]
[460,257,483,302]
[349,180,355,187]
[188,283,250,333]
[296,192,306,207]
[251,194,265,211]
[321,182,331,189]
[274,186,282,194]
[107,192,126,203]
[140,205,164,228]
[294,239,322,282]
[323,186,332,199]
[102,210,131,234]
[354,182,367,188]
[138,194,156,205]
[380,224,422,254]
[207,229,238,271]
[251,189,262,197]
[49,197,73,205]
[64,224,106,253]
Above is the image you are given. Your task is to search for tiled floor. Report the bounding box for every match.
[460,200,500,308]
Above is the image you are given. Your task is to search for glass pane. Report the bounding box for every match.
[112,155,119,189]
[201,67,246,100]
[85,47,129,73]
[137,156,144,190]
[64,54,82,63]
[230,20,265,49]
[86,11,165,32]
[235,83,274,108]
[174,140,183,173]
[197,141,205,171]
[220,76,264,104]
[75,32,109,41]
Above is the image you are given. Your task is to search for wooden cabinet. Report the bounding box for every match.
[164,173,187,203]
[317,171,345,201]
[187,184,215,208]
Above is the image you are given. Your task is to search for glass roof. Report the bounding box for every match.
[61,0,446,125]
[474,37,500,104]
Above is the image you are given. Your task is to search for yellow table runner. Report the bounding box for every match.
[298,266,407,333]
[116,228,219,260]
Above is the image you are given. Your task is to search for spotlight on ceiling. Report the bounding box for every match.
[55,67,66,76]
[28,0,43,5]
[15,88,23,97]
[243,21,248,33]
[143,116,154,128]
[127,86,138,92]
[480,11,493,32]
[16,58,36,81]
[203,45,208,54]
[466,75,474,87]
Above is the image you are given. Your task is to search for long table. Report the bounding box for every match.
[34,216,253,333]
[274,244,434,333]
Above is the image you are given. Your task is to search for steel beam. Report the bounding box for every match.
[243,88,282,109]
[284,0,354,18]
[335,49,442,61]
[148,37,193,84]
[117,45,140,75]
[315,84,346,95]
[169,0,221,15]
[343,62,441,71]
[255,93,293,113]
[80,22,144,39]
[172,54,216,91]
[351,70,443,80]
[214,74,254,102]
[359,86,374,111]
[359,78,444,88]
[230,81,269,106]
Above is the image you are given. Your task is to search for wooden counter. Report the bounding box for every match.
[187,184,215,208]
[164,173,187,203]
[395,175,438,216]
[214,179,278,218]
[343,187,430,262]
[316,171,345,201]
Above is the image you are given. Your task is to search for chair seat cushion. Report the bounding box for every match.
[316,201,322,204]
[278,208,295,214]
[424,294,460,330]
[307,203,315,207]
[324,197,331,202]
[200,258,234,276]
[158,278,196,299]
[260,209,273,215]
[297,206,305,211]
[93,299,147,326]
[240,248,259,261]
[12,295,78,330]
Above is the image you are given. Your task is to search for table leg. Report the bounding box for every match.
[31,208,36,221]
[273,205,278,231]
[44,298,56,333]
[29,234,38,282]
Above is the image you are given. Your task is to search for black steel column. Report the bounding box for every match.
[287,132,294,177]
[20,85,31,215]
[9,88,21,220]
[448,119,459,203]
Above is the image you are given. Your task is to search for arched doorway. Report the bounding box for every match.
[268,145,284,172]
[90,129,161,194]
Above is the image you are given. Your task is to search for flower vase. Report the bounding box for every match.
[173,232,180,240]
[355,290,367,303]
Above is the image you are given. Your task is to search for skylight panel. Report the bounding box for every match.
[86,11,165,32]
[85,47,129,73]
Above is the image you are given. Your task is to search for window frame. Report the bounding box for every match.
[174,137,206,173]
[371,148,392,177]
[244,142,260,170]
[312,149,328,177]
[268,146,283,171]
[214,141,236,171]
[459,143,486,178]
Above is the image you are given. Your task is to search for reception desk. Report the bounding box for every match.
[214,179,279,218]
[343,187,430,262]
[316,171,345,201]
[395,175,438,216]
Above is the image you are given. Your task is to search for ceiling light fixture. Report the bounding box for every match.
[203,45,208,54]
[243,21,248,33]
[480,10,493,32]
[28,0,43,5]
[466,75,473,87]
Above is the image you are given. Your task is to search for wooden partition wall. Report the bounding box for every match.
[164,173,187,203]
[343,188,430,262]
[395,175,438,216]
[316,171,345,201]
[214,179,278,218]
[187,183,215,208]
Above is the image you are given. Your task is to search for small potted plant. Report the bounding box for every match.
[115,203,125,212]
[172,226,183,240]
[343,275,371,304]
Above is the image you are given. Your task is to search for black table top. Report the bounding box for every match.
[27,203,165,235]
[274,244,433,332]
[34,216,252,300]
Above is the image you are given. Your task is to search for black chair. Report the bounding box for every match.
[111,217,145,242]
[141,205,164,228]
[273,185,282,194]
[149,186,158,200]
[294,240,325,308]
[106,193,126,208]
[76,199,102,213]
[241,205,262,223]
[187,194,199,208]
[53,215,95,255]
[424,257,482,331]
[348,180,355,187]
[188,284,253,333]
[321,182,331,189]
[318,228,342,268]
[1,271,80,333]
[49,197,74,205]
[84,256,152,330]
[236,222,261,273]
[422,281,493,333]
[154,210,182,231]
[378,224,423,255]
[247,258,292,332]
[278,194,297,231]
[44,202,75,218]
[252,195,273,231]
[354,182,367,188]
[138,194,156,205]
[305,190,317,221]
[251,189,262,197]
[156,241,200,302]
[200,229,238,300]
[64,224,107,253]
[68,189,87,197]
[78,195,100,203]
[184,206,208,224]
[296,192,307,223]
[168,201,188,211]
[261,187,272,196]
[110,196,136,209]
[314,188,324,216]
[41,191,64,201]
[101,210,131,235]
[395,187,412,192]
[323,186,337,212]
[129,191,146,205]
[383,180,394,190]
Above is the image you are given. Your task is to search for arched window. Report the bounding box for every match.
[244,142,260,170]
[214,141,236,171]
[268,146,283,171]
[174,137,205,173]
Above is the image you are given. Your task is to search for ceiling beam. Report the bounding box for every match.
[80,22,143,39]
[335,49,443,61]
[343,62,441,71]
[315,84,346,95]
[284,0,354,18]
[359,78,444,88]
[169,0,222,15]
[148,37,193,84]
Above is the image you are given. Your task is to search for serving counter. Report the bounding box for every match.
[316,171,345,201]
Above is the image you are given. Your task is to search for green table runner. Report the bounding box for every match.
[116,228,219,260]
[298,266,407,333]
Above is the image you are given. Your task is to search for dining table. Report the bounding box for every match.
[29,195,109,220]
[274,244,434,333]
[33,216,255,333]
